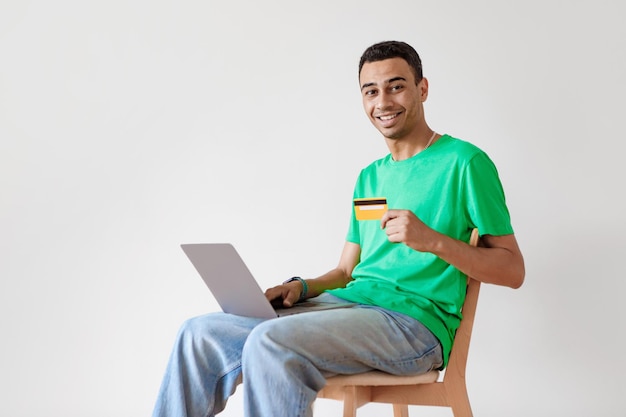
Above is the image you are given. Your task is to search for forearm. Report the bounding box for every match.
[303,268,353,299]
[429,232,525,289]
[302,240,360,299]
[266,241,360,306]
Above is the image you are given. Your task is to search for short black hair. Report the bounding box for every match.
[358,41,423,84]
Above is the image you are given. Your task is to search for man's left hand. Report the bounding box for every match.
[380,209,436,252]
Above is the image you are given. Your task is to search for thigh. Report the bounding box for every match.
[248,302,443,376]
[177,312,267,372]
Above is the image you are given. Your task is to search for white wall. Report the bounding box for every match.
[1,1,624,416]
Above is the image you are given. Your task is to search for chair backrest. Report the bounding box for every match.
[443,228,481,383]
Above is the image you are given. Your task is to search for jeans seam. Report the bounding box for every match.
[203,363,242,417]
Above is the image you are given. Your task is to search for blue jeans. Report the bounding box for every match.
[152,293,443,417]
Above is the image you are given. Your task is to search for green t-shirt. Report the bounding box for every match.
[328,134,514,367]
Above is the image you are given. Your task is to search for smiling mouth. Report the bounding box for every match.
[377,112,401,121]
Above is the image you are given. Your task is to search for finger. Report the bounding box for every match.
[265,285,287,301]
[264,287,278,300]
[383,219,403,234]
[384,223,406,242]
[386,231,403,243]
[282,290,299,307]
[380,209,399,228]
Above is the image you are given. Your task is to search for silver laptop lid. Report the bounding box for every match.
[181,243,278,319]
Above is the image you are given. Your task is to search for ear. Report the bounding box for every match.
[419,77,429,102]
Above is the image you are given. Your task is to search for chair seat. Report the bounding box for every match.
[325,370,440,387]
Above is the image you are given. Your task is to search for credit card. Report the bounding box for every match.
[354,197,388,221]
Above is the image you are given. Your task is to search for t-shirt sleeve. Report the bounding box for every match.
[346,173,362,244]
[463,152,515,236]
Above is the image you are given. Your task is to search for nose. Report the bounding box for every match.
[376,90,393,110]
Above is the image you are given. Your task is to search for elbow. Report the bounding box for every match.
[510,275,524,289]
[509,263,526,289]
[505,249,526,289]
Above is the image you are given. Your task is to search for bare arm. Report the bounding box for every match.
[264,241,361,307]
[381,209,525,288]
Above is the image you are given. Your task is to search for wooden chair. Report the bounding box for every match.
[317,229,481,417]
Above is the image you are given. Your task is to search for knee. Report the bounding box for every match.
[242,320,290,363]
[173,314,220,353]
[177,315,208,339]
[241,320,327,391]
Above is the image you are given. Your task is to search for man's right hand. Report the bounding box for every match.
[264,280,303,308]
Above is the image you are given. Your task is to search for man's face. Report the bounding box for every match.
[359,58,428,140]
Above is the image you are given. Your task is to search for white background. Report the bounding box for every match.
[1,1,624,416]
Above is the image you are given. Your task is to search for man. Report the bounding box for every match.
[152,40,525,417]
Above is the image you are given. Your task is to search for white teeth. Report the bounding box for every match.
[379,114,397,121]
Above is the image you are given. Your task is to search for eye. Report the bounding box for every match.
[364,89,377,97]
[390,84,404,92]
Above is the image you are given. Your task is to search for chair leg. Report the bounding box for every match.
[341,386,360,417]
[393,404,409,417]
[343,399,357,417]
[340,386,374,417]
[447,384,473,417]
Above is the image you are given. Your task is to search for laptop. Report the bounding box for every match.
[181,243,355,319]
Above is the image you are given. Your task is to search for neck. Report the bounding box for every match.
[387,129,438,161]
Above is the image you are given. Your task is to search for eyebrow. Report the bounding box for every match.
[360,76,407,91]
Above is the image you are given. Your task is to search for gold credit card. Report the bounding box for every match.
[354,197,388,221]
